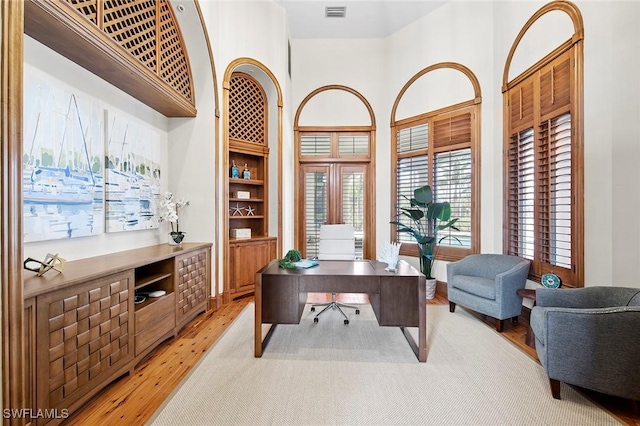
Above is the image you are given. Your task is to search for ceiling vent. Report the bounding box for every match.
[325,6,346,18]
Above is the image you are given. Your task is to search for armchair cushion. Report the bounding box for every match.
[447,254,530,327]
[531,287,640,401]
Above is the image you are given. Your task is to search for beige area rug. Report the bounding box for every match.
[149,304,621,425]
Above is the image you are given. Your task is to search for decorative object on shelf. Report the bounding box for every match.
[243,163,251,179]
[245,205,255,216]
[230,160,239,178]
[231,203,244,216]
[390,184,459,280]
[541,272,561,288]
[23,253,67,276]
[159,191,189,246]
[377,242,401,272]
[134,295,146,304]
[230,228,251,239]
[235,190,250,199]
[278,249,303,269]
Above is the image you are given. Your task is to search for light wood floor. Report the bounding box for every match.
[67,290,640,425]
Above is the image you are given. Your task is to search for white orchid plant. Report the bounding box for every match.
[159,191,189,234]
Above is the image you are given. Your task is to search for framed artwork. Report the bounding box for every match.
[105,112,162,232]
[23,68,105,242]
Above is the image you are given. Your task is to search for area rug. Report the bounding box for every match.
[149,304,621,425]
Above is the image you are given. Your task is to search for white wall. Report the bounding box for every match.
[21,0,640,292]
[23,36,170,262]
[289,0,640,289]
[198,0,292,294]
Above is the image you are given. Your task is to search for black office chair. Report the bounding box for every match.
[310,224,360,324]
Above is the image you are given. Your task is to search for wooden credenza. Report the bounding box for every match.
[23,243,211,425]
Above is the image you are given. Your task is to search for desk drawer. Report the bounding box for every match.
[300,276,379,294]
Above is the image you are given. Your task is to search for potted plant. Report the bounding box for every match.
[159,191,190,245]
[390,185,458,298]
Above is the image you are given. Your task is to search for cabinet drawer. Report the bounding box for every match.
[134,311,176,356]
[135,293,175,331]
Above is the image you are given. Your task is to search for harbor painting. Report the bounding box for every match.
[23,70,104,242]
[105,112,161,233]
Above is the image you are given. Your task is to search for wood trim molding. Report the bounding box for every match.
[292,85,377,259]
[24,0,197,117]
[501,0,584,92]
[193,0,221,301]
[221,58,284,302]
[2,0,27,422]
[389,62,482,127]
[293,85,377,131]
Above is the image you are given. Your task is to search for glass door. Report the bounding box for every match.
[300,163,368,259]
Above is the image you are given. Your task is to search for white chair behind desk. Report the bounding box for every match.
[311,224,360,324]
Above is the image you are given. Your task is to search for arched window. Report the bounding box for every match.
[391,63,481,262]
[503,1,584,287]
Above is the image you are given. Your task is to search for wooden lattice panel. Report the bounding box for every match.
[68,0,98,24]
[43,274,131,406]
[158,2,193,101]
[62,0,194,104]
[176,251,208,318]
[230,73,266,144]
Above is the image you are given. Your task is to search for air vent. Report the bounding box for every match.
[325,6,346,18]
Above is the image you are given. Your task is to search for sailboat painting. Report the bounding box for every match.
[23,70,105,242]
[105,112,161,233]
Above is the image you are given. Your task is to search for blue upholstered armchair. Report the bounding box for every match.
[446,254,531,331]
[531,287,640,401]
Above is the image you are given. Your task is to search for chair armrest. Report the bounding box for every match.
[494,261,530,294]
[531,306,640,395]
[536,287,640,309]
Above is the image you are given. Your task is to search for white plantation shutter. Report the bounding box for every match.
[341,169,365,258]
[300,135,331,156]
[434,148,471,248]
[396,124,428,244]
[338,135,369,156]
[304,170,328,259]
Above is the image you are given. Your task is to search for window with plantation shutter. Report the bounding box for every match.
[300,135,331,156]
[297,129,373,259]
[392,105,479,260]
[504,44,583,287]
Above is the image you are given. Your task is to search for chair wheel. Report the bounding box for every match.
[310,307,315,312]
[314,317,318,323]
[344,320,349,325]
[355,309,360,315]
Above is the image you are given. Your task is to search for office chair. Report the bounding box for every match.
[310,224,360,325]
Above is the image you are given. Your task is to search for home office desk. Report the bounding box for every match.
[255,259,427,362]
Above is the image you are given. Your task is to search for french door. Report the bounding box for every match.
[299,163,368,259]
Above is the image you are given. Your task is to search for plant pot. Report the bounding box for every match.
[169,231,185,246]
[425,278,437,300]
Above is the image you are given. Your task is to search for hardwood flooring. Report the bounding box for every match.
[67,290,640,425]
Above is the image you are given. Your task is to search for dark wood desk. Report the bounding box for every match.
[255,259,427,362]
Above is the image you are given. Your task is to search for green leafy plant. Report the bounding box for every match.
[278,249,303,269]
[390,185,459,279]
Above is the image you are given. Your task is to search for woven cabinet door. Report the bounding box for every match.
[35,271,134,416]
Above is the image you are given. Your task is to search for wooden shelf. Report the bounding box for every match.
[230,215,265,220]
[229,198,263,202]
[229,178,264,186]
[135,272,173,290]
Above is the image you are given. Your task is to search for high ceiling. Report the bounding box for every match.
[275,1,448,39]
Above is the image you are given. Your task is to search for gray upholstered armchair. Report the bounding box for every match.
[531,287,640,401]
[446,254,531,331]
